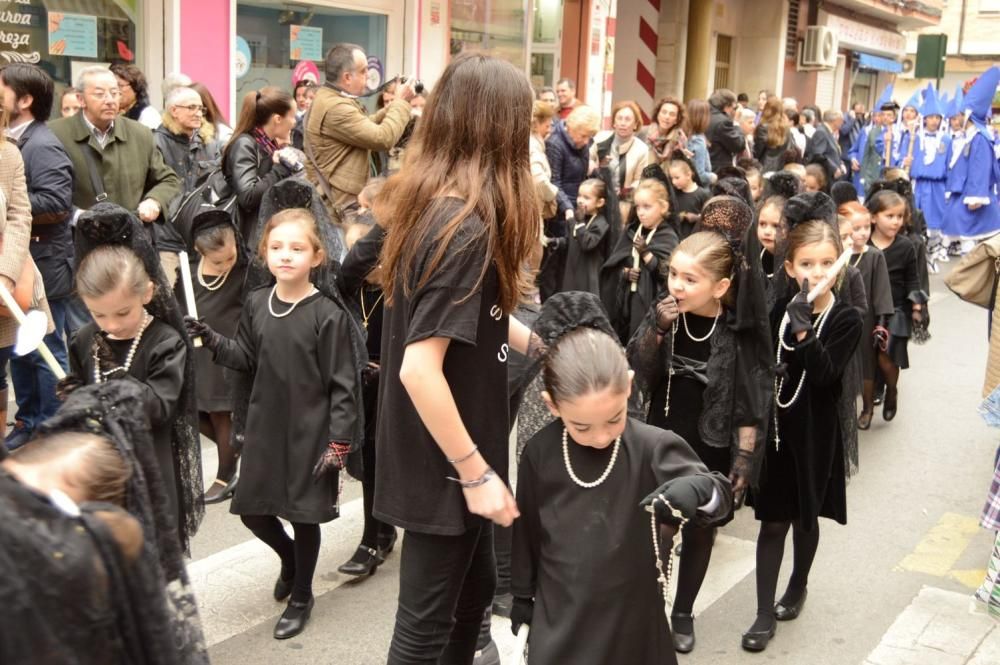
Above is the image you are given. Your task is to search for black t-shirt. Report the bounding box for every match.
[674,187,711,216]
[374,198,510,535]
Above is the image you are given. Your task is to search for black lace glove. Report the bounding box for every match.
[786,279,813,336]
[55,375,82,401]
[91,334,125,380]
[640,474,716,525]
[655,295,680,334]
[312,441,352,479]
[729,449,753,508]
[872,315,890,353]
[510,597,534,635]
[183,316,222,351]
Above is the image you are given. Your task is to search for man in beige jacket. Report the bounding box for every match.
[305,43,414,214]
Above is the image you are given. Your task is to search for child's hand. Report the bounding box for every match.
[786,279,813,335]
[641,474,716,524]
[633,234,649,255]
[510,597,534,635]
[624,267,641,283]
[463,474,519,527]
[656,295,680,332]
[312,441,351,478]
[183,316,222,350]
[872,324,890,352]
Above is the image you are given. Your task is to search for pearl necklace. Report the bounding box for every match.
[773,295,836,449]
[268,285,316,318]
[93,312,152,384]
[197,257,231,292]
[663,306,720,418]
[562,427,621,488]
[649,495,687,614]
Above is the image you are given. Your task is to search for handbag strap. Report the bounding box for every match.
[302,106,338,206]
[80,143,108,205]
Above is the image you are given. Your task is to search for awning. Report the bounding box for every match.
[855,52,903,73]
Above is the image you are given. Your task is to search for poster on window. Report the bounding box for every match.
[290,25,322,62]
[48,13,97,58]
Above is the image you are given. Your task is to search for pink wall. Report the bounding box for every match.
[180,0,230,123]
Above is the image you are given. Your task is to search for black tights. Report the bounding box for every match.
[750,519,820,631]
[671,524,716,631]
[360,438,394,549]
[240,515,320,603]
[876,351,900,398]
[199,411,237,481]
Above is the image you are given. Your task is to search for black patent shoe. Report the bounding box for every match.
[273,596,314,640]
[203,476,238,504]
[858,410,873,430]
[377,528,398,560]
[273,573,294,602]
[775,588,808,621]
[670,613,695,653]
[337,545,379,577]
[883,387,898,422]
[741,619,776,652]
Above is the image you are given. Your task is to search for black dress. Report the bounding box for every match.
[69,319,187,529]
[872,235,921,369]
[600,220,678,345]
[511,418,732,665]
[674,187,711,240]
[561,212,611,296]
[852,247,894,381]
[212,287,359,524]
[176,257,246,412]
[750,299,862,529]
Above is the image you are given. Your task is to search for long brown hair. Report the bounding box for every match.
[191,81,227,127]
[762,96,791,147]
[684,98,710,135]
[375,54,537,313]
[223,86,294,162]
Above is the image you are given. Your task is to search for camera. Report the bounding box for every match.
[398,76,425,95]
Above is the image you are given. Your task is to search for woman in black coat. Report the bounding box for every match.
[540,105,599,300]
[222,87,300,243]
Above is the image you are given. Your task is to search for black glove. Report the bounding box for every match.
[183,316,223,351]
[729,449,753,508]
[641,474,716,525]
[786,279,813,336]
[91,334,125,380]
[55,375,82,401]
[510,596,534,635]
[655,295,680,334]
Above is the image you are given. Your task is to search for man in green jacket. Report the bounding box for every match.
[305,43,413,214]
[49,65,179,230]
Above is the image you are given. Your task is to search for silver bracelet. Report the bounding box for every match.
[447,445,479,465]
[446,467,496,489]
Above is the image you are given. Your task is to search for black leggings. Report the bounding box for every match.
[672,523,716,617]
[750,519,820,630]
[240,515,320,604]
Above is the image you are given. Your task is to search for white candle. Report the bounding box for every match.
[177,251,203,348]
[0,282,66,379]
[806,247,854,303]
[631,227,642,293]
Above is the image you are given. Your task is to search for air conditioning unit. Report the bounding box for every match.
[800,25,838,69]
[898,57,916,79]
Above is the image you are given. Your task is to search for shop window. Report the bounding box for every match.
[714,34,732,91]
[235,2,387,101]
[449,0,528,71]
[0,0,140,115]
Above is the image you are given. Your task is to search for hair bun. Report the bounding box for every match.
[699,195,753,256]
[866,178,911,203]
[765,171,801,200]
[533,291,616,349]
[830,181,859,207]
[77,203,135,245]
[784,191,836,229]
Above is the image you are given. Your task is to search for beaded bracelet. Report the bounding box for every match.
[447,445,479,465]
[446,467,496,488]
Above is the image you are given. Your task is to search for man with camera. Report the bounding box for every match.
[304,43,415,215]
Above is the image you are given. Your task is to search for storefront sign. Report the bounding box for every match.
[366,56,383,91]
[290,25,322,62]
[0,0,38,63]
[292,60,319,86]
[48,13,98,58]
[234,36,251,79]
[819,10,906,57]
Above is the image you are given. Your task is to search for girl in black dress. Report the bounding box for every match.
[837,202,894,430]
[668,158,711,238]
[559,176,613,295]
[629,199,771,653]
[756,195,785,285]
[187,208,359,640]
[866,190,926,423]
[67,204,204,555]
[179,210,247,504]
[742,214,862,652]
[511,292,733,665]
[600,178,679,345]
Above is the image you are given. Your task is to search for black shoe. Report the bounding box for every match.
[883,388,898,422]
[377,528,398,560]
[492,592,513,619]
[273,596,314,640]
[741,618,776,652]
[203,476,238,504]
[858,410,873,430]
[873,388,884,406]
[337,545,379,578]
[670,612,695,653]
[273,573,294,602]
[775,588,808,621]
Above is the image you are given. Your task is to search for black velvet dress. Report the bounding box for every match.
[511,418,732,665]
[212,287,359,524]
[852,247,894,381]
[69,319,187,531]
[871,235,921,369]
[749,298,862,529]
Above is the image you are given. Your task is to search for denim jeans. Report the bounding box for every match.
[8,297,71,441]
[387,521,497,665]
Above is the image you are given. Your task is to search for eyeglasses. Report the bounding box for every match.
[178,104,206,114]
[88,88,120,100]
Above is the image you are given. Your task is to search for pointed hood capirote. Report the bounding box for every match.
[876,83,896,111]
[962,66,1000,137]
[919,84,945,119]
